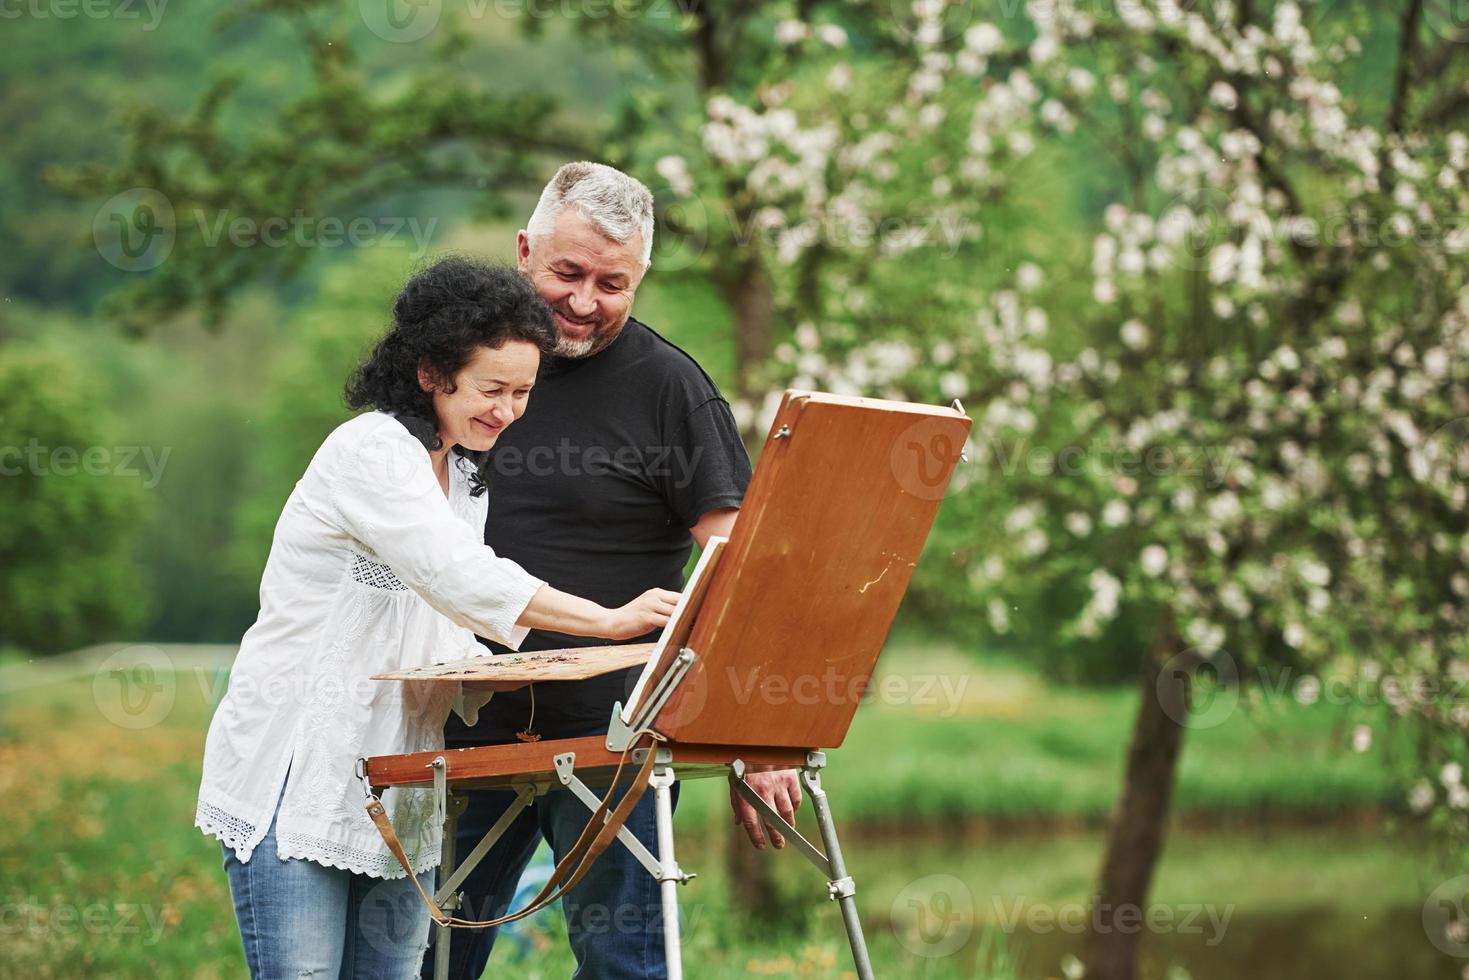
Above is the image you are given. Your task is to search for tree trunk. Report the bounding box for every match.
[725,818,784,928]
[712,251,781,916]
[716,254,775,403]
[1083,614,1191,980]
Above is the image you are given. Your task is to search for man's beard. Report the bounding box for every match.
[552,305,619,359]
[555,333,599,359]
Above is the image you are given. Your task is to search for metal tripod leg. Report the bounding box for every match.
[727,753,874,980]
[428,760,537,980]
[432,757,464,980]
[802,757,874,980]
[552,749,692,976]
[650,763,685,980]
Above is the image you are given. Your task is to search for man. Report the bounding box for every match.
[424,162,802,980]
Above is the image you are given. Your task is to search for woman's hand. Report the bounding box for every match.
[516,585,681,639]
[602,588,681,640]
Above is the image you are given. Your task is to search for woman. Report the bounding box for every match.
[194,257,678,978]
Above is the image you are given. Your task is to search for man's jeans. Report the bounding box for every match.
[223,795,434,979]
[418,754,679,980]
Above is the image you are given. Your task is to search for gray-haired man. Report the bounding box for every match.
[425,162,803,979]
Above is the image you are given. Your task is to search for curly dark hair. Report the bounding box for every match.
[345,256,556,453]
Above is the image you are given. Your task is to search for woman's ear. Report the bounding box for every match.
[417,361,436,393]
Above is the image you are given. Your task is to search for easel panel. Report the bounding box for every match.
[656,392,970,748]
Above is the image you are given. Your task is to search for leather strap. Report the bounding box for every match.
[366,797,454,926]
[365,732,664,929]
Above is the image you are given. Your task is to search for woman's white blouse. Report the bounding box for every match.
[195,412,544,878]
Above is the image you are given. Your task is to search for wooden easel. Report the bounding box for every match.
[361,390,971,980]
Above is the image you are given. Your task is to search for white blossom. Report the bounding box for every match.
[939,371,968,399]
[1140,544,1169,576]
[964,23,1004,56]
[1005,503,1041,534]
[1086,569,1122,619]
[814,23,847,47]
[1186,619,1226,654]
[774,19,809,45]
[1220,582,1252,618]
[654,155,694,198]
[1352,725,1372,753]
[1120,319,1150,350]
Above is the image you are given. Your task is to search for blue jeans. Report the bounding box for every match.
[222,797,435,979]
[419,772,679,979]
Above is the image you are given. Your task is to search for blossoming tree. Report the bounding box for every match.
[647,2,1469,976]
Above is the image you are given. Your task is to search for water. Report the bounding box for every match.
[862,825,1459,980]
[678,820,1460,979]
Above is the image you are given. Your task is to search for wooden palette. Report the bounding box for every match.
[371,642,656,691]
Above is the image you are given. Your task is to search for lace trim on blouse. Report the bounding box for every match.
[349,552,409,591]
[275,826,438,879]
[194,800,261,859]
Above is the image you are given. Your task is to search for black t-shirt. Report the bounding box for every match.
[443,318,751,745]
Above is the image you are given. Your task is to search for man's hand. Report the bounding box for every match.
[729,768,803,849]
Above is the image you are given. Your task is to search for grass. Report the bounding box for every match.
[0,637,1430,979]
[670,634,1396,829]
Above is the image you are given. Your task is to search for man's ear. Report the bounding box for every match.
[516,230,531,273]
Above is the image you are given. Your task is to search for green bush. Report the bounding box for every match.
[0,345,151,653]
